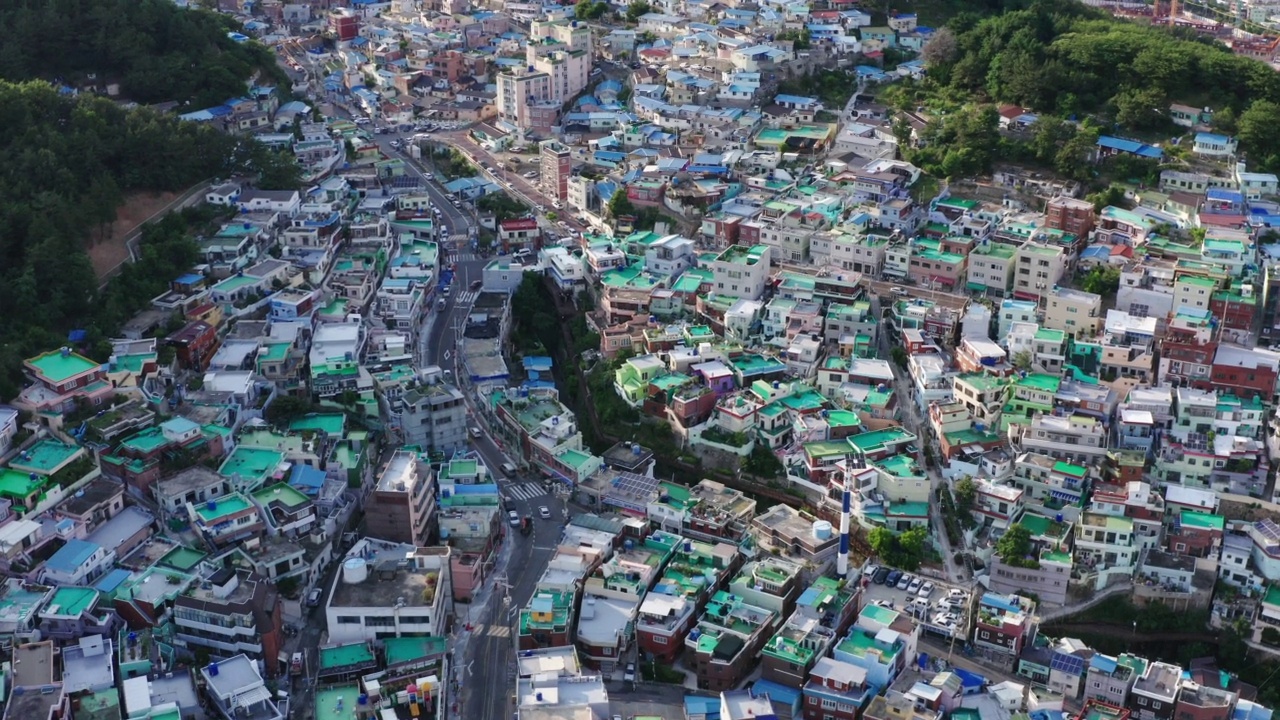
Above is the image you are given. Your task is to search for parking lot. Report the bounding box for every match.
[859,565,972,639]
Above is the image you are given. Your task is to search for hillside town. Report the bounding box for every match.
[9,0,1280,720]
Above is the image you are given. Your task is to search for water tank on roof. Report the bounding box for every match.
[812,520,833,541]
[343,557,369,584]
[633,444,642,456]
[624,539,634,552]
[209,663,220,677]
[1055,513,1064,523]
[684,540,693,553]
[974,423,985,433]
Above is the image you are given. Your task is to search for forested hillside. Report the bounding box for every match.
[0,0,283,107]
[0,81,252,398]
[926,2,1280,164]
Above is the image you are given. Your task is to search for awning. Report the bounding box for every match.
[1050,490,1080,503]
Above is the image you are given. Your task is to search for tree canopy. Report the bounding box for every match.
[916,1,1280,170]
[0,0,285,107]
[0,81,284,398]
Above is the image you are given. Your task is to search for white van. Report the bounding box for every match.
[501,462,518,477]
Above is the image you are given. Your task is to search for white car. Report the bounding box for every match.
[907,577,923,594]
[508,511,520,526]
[539,506,551,519]
[918,581,935,597]
[896,573,913,591]
[354,117,371,125]
[862,564,880,578]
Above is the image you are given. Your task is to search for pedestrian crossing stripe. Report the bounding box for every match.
[454,291,478,305]
[452,253,479,262]
[505,482,546,502]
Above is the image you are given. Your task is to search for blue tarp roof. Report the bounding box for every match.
[954,668,986,689]
[1097,135,1163,159]
[523,356,553,372]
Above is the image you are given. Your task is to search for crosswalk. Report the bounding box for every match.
[504,482,547,502]
[450,253,481,262]
[446,232,470,243]
[452,290,479,305]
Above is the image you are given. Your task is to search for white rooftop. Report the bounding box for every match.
[575,594,637,646]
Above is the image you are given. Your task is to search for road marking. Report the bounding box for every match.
[504,482,547,502]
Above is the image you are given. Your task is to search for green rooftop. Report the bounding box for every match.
[1180,510,1225,531]
[46,586,98,617]
[12,438,83,474]
[0,469,46,500]
[319,642,376,670]
[805,440,853,459]
[158,546,206,572]
[383,635,448,667]
[218,447,285,484]
[27,349,100,383]
[315,686,363,720]
[290,414,346,435]
[1018,373,1061,393]
[875,454,922,478]
[1053,461,1087,478]
[195,493,253,523]
[848,426,916,454]
[252,483,312,509]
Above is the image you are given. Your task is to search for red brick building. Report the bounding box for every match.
[1046,196,1097,238]
[497,218,540,254]
[166,320,220,372]
[1165,510,1224,559]
[1205,345,1279,401]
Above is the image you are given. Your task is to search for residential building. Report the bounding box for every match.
[1043,287,1103,338]
[325,539,452,644]
[173,568,283,674]
[1128,661,1182,720]
[365,451,437,546]
[1013,244,1067,305]
[685,590,777,691]
[541,140,573,201]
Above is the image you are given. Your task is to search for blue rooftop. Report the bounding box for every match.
[94,568,133,594]
[1097,135,1164,159]
[47,539,101,575]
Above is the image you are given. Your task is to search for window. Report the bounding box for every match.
[652,635,667,645]
[820,699,838,710]
[337,616,361,624]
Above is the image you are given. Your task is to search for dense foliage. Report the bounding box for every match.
[868,526,929,571]
[914,1,1280,169]
[0,0,283,107]
[0,81,282,399]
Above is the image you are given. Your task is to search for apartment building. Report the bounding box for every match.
[173,568,283,674]
[1128,661,1182,720]
[635,537,740,662]
[1019,413,1110,472]
[686,590,778,691]
[966,240,1017,296]
[710,244,771,301]
[1012,244,1067,305]
[1046,196,1097,238]
[399,381,468,455]
[973,593,1037,659]
[365,451,437,546]
[1075,512,1137,572]
[326,540,452,643]
[1043,287,1103,338]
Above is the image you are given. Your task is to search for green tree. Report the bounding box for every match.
[953,478,977,522]
[1238,99,1280,172]
[1011,351,1032,371]
[608,189,635,218]
[625,0,651,22]
[1113,87,1167,131]
[995,523,1034,565]
[265,396,317,426]
[1081,265,1121,297]
[1087,185,1127,213]
[744,445,784,479]
[890,346,909,370]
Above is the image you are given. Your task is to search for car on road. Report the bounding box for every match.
[884,569,902,586]
[354,117,370,125]
[872,566,891,584]
[539,506,551,519]
[501,461,518,477]
[441,285,451,296]
[623,663,635,682]
[470,279,483,290]
[523,170,538,178]
[390,140,401,149]
[469,426,483,439]
[306,588,322,607]
[508,511,520,526]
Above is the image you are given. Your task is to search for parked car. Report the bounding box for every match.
[885,569,902,586]
[623,664,635,682]
[918,581,935,597]
[873,567,892,584]
[306,588,322,607]
[862,564,880,578]
[908,577,924,594]
[469,426,483,439]
[896,573,913,591]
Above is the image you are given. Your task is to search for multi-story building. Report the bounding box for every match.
[1018,413,1110,472]
[399,381,467,455]
[801,657,873,720]
[173,568,283,674]
[15,348,114,414]
[635,538,740,662]
[1075,512,1137,572]
[973,593,1037,661]
[709,244,771,301]
[1172,680,1235,720]
[749,506,839,575]
[1128,661,1182,720]
[685,590,777,691]
[966,240,1018,296]
[496,67,555,130]
[1047,196,1097,238]
[365,451,437,546]
[540,140,573,201]
[1043,287,1103,338]
[1012,243,1067,305]
[325,539,452,643]
[833,614,910,691]
[761,575,860,689]
[1086,653,1145,707]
